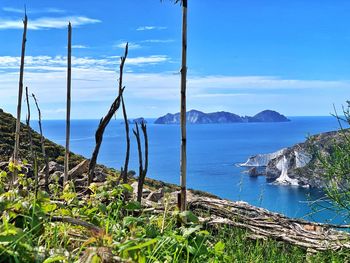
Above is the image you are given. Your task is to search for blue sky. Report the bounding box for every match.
[0,0,350,119]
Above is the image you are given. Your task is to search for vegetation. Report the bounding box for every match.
[0,164,349,262]
[316,102,350,217]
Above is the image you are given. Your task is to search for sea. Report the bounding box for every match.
[32,116,349,224]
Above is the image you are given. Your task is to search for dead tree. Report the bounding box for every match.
[32,93,50,192]
[13,13,28,182]
[179,0,188,211]
[121,95,130,184]
[133,121,148,202]
[64,22,72,185]
[88,44,128,185]
[25,87,38,195]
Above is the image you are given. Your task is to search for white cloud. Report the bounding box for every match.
[136,26,167,31]
[72,45,88,49]
[0,54,170,72]
[114,42,141,50]
[126,55,169,65]
[141,39,174,43]
[1,54,349,118]
[2,7,66,14]
[0,16,101,30]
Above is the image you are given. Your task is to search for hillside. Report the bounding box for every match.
[0,109,83,168]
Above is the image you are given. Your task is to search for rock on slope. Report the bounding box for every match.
[240,130,348,188]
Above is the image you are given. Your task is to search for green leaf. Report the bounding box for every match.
[124,201,141,211]
[179,211,199,224]
[123,238,158,252]
[214,241,225,253]
[121,184,133,192]
[43,255,67,263]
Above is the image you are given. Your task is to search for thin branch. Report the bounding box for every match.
[121,94,130,184]
[25,87,38,196]
[32,93,50,192]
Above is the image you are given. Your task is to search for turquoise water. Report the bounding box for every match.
[33,116,348,224]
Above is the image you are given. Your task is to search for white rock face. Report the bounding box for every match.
[294,150,312,168]
[239,149,286,167]
[275,156,299,185]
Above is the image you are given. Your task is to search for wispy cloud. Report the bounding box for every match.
[2,7,66,14]
[0,16,101,30]
[136,26,167,31]
[141,39,174,43]
[72,45,88,49]
[114,42,141,50]
[0,54,170,72]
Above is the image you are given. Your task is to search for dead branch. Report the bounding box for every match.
[51,216,102,233]
[32,93,50,192]
[25,87,38,195]
[88,43,128,185]
[121,95,130,184]
[133,121,148,202]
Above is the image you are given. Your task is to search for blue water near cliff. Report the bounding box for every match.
[33,116,349,224]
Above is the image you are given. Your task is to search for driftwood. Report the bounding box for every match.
[179,0,188,212]
[64,22,72,185]
[121,95,130,184]
[32,93,50,192]
[13,13,28,184]
[187,195,350,252]
[88,44,128,185]
[133,122,148,202]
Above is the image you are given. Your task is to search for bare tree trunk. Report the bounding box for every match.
[64,22,72,185]
[179,0,188,211]
[133,121,148,203]
[121,95,130,184]
[32,93,50,192]
[88,44,128,185]
[13,14,28,183]
[25,87,38,196]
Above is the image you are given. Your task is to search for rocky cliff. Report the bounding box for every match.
[240,130,348,188]
[155,109,290,124]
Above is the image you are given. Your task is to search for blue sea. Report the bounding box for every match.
[33,116,348,224]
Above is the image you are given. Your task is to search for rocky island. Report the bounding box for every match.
[240,130,348,188]
[155,109,290,124]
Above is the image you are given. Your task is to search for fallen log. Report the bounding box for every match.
[187,195,350,252]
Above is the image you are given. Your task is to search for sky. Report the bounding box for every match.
[0,0,350,119]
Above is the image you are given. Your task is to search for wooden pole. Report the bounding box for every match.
[179,0,188,211]
[13,13,28,172]
[64,22,72,185]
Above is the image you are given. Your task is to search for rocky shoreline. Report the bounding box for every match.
[240,130,348,188]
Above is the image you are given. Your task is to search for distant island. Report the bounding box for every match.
[121,117,147,125]
[154,110,290,124]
